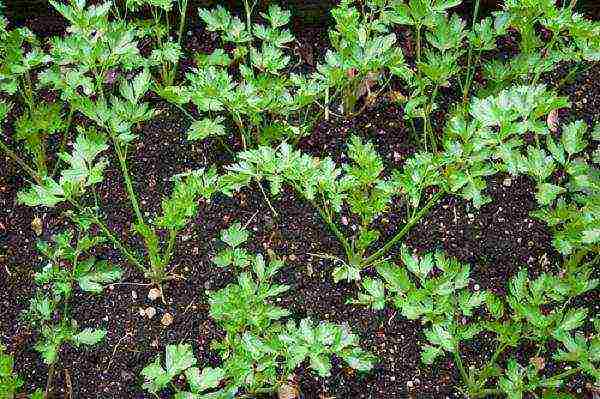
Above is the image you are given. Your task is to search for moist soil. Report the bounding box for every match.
[1,3,599,399]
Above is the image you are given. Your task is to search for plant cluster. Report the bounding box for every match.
[159,3,322,148]
[21,227,121,396]
[351,247,599,398]
[141,223,376,397]
[221,135,444,282]
[1,0,599,396]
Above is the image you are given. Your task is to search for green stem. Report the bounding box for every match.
[52,107,75,177]
[473,342,508,390]
[425,85,440,150]
[312,201,353,261]
[243,0,254,33]
[453,350,472,392]
[94,213,145,273]
[532,33,558,86]
[364,190,445,265]
[544,366,580,383]
[462,0,481,103]
[162,229,177,267]
[0,139,43,184]
[177,0,189,47]
[69,197,145,273]
[111,136,145,227]
[416,24,422,74]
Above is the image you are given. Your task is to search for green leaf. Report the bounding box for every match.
[421,344,443,364]
[561,120,587,156]
[485,292,505,319]
[498,359,526,399]
[76,260,122,293]
[141,356,169,394]
[185,366,225,393]
[535,183,565,206]
[376,262,412,294]
[341,347,376,372]
[261,4,290,28]
[309,353,332,377]
[220,222,249,248]
[165,344,196,376]
[458,291,486,317]
[424,324,454,352]
[71,328,106,346]
[557,308,587,333]
[188,117,226,141]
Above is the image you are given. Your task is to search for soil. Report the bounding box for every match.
[1,3,598,399]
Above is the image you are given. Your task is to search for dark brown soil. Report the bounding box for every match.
[1,3,599,399]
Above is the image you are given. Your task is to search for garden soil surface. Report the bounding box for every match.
[1,3,599,399]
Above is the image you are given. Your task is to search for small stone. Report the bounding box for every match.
[530,356,545,371]
[161,313,174,326]
[31,216,43,236]
[503,178,512,187]
[474,284,480,291]
[406,381,414,388]
[145,307,157,319]
[277,380,299,399]
[131,290,137,300]
[288,254,297,261]
[148,288,161,301]
[547,109,559,133]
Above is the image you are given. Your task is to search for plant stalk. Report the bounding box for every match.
[462,0,481,103]
[0,139,43,184]
[364,190,445,265]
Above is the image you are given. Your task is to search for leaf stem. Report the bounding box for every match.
[312,200,353,261]
[0,139,43,184]
[70,197,145,273]
[364,189,444,265]
[162,229,177,268]
[462,0,481,103]
[112,136,145,227]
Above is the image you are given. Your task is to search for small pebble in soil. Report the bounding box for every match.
[31,216,43,236]
[144,306,156,319]
[148,288,161,301]
[161,312,174,326]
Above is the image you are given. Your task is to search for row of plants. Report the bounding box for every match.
[1,0,599,397]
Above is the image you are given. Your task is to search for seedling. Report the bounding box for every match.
[157,3,322,149]
[18,0,222,288]
[141,343,234,398]
[125,0,190,86]
[350,247,599,398]
[22,229,121,397]
[204,223,376,394]
[222,135,445,282]
[316,0,410,116]
[0,10,68,180]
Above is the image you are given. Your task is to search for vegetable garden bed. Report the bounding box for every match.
[0,0,599,398]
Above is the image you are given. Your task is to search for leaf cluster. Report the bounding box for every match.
[203,223,376,394]
[22,229,121,365]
